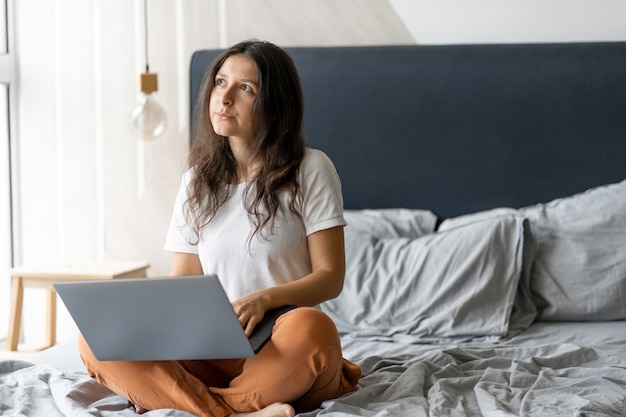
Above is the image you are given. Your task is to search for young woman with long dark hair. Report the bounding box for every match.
[78,39,360,417]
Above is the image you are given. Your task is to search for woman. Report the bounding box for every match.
[78,39,361,417]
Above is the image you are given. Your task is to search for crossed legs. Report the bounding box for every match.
[79,307,360,417]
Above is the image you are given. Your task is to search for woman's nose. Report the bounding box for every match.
[219,86,234,105]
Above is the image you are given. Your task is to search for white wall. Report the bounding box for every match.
[9,0,625,347]
[390,0,626,44]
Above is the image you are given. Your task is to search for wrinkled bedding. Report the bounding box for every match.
[313,343,626,417]
[3,321,626,417]
[0,359,194,416]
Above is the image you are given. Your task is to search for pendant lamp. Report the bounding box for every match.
[129,0,167,139]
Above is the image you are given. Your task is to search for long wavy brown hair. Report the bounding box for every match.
[185,40,306,244]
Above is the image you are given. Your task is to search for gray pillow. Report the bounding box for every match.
[521,180,626,320]
[440,210,537,336]
[438,207,518,231]
[324,215,527,342]
[344,208,438,240]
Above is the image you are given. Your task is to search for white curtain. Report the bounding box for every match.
[15,0,220,271]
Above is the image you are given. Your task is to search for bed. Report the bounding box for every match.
[3,42,626,416]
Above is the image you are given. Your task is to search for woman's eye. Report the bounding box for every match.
[215,78,225,86]
[240,84,254,93]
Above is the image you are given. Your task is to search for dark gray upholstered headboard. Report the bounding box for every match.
[190,43,626,218]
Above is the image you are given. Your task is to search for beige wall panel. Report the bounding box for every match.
[224,0,414,46]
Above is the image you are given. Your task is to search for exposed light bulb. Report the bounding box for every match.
[129,72,167,139]
[129,93,167,139]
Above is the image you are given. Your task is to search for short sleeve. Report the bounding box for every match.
[163,169,199,254]
[298,148,346,235]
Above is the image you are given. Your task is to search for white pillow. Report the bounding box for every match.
[324,215,526,342]
[521,179,626,320]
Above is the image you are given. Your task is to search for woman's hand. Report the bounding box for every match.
[232,291,271,336]
[231,226,346,336]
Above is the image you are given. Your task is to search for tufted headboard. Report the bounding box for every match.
[190,42,626,218]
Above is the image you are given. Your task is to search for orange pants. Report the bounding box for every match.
[78,307,361,417]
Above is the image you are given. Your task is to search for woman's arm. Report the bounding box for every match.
[232,225,345,335]
[170,252,204,276]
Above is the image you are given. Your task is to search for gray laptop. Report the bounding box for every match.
[54,275,295,361]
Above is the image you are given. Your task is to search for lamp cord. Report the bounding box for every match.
[144,0,149,72]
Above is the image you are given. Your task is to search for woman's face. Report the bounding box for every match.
[209,54,258,143]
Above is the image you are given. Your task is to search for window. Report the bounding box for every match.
[1,0,15,340]
[0,0,6,53]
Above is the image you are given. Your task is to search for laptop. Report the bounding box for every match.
[54,275,295,361]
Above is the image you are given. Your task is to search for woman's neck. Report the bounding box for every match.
[229,138,261,183]
[235,163,261,184]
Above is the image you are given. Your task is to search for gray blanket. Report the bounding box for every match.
[306,343,626,417]
[3,343,626,416]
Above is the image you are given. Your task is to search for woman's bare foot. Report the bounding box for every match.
[133,404,148,414]
[231,402,295,417]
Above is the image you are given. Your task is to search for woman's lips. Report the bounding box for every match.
[215,111,233,120]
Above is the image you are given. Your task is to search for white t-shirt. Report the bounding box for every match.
[164,148,346,301]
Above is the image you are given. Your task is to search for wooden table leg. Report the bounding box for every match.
[7,276,24,351]
[46,289,57,348]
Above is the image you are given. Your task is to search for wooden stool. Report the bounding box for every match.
[7,260,149,351]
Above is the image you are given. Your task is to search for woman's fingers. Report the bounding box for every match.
[233,302,263,336]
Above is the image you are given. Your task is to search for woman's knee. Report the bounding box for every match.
[274,307,340,348]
